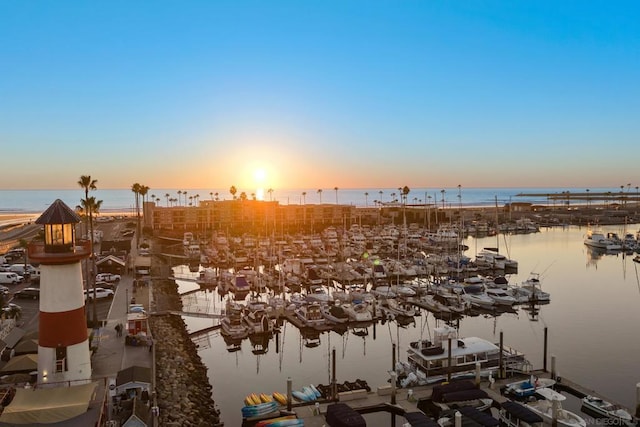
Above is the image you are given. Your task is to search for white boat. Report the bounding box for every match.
[485,287,517,306]
[584,229,622,250]
[525,388,586,427]
[458,284,495,309]
[510,273,550,303]
[581,395,636,426]
[384,298,416,318]
[342,302,373,322]
[243,299,274,335]
[305,285,332,303]
[294,302,327,329]
[503,376,556,398]
[221,301,249,339]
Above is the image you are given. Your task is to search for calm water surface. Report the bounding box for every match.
[176,224,640,425]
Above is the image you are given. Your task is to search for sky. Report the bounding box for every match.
[1,1,639,191]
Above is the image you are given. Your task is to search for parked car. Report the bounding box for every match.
[95,273,121,283]
[0,272,23,285]
[1,303,21,319]
[14,287,40,299]
[94,281,116,291]
[84,287,115,300]
[0,285,9,295]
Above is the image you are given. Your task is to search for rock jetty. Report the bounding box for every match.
[151,279,222,426]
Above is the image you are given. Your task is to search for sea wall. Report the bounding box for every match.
[150,279,222,426]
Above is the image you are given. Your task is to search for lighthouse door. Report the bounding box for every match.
[55,346,68,373]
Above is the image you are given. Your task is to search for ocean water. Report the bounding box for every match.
[0,186,632,213]
[175,224,640,426]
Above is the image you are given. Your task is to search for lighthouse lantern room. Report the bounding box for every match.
[29,199,93,386]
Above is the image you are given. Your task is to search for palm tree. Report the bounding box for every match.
[131,183,142,245]
[165,193,170,207]
[183,190,188,207]
[239,192,247,201]
[364,192,369,207]
[334,187,339,204]
[78,175,98,323]
[215,192,219,201]
[210,191,214,200]
[302,192,307,205]
[177,190,182,206]
[317,189,323,204]
[268,188,274,201]
[401,186,410,205]
[251,192,256,201]
[82,195,102,326]
[230,185,237,200]
[379,190,383,204]
[139,185,149,230]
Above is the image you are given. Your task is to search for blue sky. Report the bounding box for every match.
[1,1,638,190]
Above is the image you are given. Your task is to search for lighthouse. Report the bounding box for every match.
[29,199,92,385]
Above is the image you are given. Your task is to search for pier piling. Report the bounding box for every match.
[636,382,640,417]
[287,377,292,412]
[455,410,462,427]
[543,327,548,372]
[551,355,557,380]
[475,362,481,386]
[332,347,337,401]
[499,331,504,379]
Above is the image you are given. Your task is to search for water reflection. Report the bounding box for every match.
[171,224,640,425]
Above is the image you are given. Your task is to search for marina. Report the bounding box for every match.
[165,222,640,426]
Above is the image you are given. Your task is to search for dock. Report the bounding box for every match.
[242,370,639,427]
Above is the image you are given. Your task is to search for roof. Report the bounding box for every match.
[0,381,98,425]
[35,199,81,225]
[116,366,151,386]
[0,327,26,349]
[0,354,38,374]
[501,401,544,424]
[96,255,126,266]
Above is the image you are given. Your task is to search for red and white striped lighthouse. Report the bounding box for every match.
[29,199,92,385]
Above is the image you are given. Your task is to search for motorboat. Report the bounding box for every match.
[342,302,373,322]
[525,388,586,427]
[458,284,495,309]
[320,303,350,324]
[384,297,416,318]
[584,229,622,251]
[503,376,556,398]
[485,287,517,306]
[510,273,550,303]
[294,302,328,329]
[581,395,636,426]
[499,400,544,427]
[243,299,274,335]
[221,301,249,339]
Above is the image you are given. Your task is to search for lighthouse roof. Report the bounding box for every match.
[35,199,81,225]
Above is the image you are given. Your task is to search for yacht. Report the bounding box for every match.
[525,388,587,427]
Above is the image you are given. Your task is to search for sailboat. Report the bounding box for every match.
[476,196,518,270]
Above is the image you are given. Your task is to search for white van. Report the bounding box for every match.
[0,272,23,285]
[8,264,37,276]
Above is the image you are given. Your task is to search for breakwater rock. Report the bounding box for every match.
[151,279,222,426]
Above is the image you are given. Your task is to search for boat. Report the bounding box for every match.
[584,229,622,250]
[525,388,587,427]
[503,376,556,398]
[510,273,550,303]
[457,284,495,309]
[342,302,373,322]
[499,400,544,427]
[581,395,636,426]
[430,380,493,413]
[320,303,350,324]
[294,302,327,329]
[243,299,274,335]
[221,301,249,339]
[406,325,528,382]
[633,255,640,264]
[384,297,416,318]
[485,287,517,306]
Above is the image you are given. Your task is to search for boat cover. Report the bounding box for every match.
[404,411,440,427]
[441,389,488,403]
[501,401,544,424]
[325,403,366,427]
[457,406,500,427]
[431,380,476,402]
